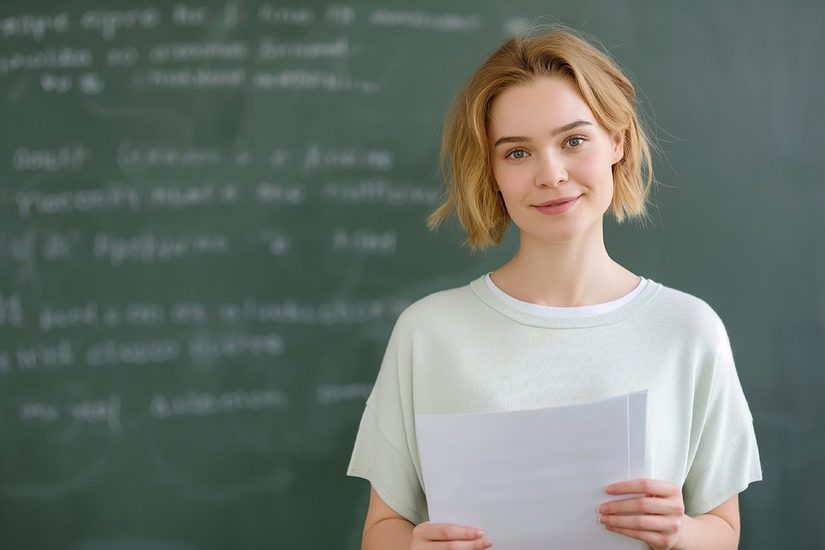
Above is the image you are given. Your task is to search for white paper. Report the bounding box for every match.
[415,390,647,549]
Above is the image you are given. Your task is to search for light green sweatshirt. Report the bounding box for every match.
[348,274,762,525]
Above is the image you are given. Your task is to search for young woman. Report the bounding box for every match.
[347,25,761,550]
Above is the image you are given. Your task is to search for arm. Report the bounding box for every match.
[362,487,414,550]
[599,479,741,550]
[362,487,492,550]
[674,495,740,550]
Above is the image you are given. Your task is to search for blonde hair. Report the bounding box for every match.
[427,24,657,250]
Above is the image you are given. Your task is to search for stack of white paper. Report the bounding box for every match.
[415,390,647,549]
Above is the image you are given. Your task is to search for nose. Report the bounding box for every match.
[534,151,567,188]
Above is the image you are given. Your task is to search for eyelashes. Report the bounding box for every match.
[503,135,588,160]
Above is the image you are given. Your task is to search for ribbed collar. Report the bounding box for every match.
[468,274,662,329]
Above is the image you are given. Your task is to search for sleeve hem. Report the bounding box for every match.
[685,473,763,516]
[688,428,753,477]
[346,466,427,525]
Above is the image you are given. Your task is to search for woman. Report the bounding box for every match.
[347,25,761,549]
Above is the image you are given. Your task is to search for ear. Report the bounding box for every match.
[611,130,625,164]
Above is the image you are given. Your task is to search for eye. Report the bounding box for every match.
[504,148,529,160]
[565,136,587,148]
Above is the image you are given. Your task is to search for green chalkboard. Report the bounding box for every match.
[1,1,822,548]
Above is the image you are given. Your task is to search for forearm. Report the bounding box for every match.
[363,517,414,550]
[674,513,739,550]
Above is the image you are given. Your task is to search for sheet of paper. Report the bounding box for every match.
[415,390,647,549]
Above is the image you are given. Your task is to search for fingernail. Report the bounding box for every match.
[483,540,493,548]
[476,530,485,537]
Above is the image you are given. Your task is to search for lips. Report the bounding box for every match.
[535,195,581,207]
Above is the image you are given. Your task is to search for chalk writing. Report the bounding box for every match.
[332,228,397,254]
[316,383,372,405]
[0,12,71,41]
[16,394,121,432]
[253,70,377,93]
[218,300,314,325]
[325,5,356,26]
[321,179,439,205]
[368,10,481,31]
[257,5,314,25]
[4,231,35,264]
[143,67,246,89]
[12,144,89,172]
[118,142,224,169]
[79,8,162,41]
[269,149,290,168]
[18,402,59,422]
[39,303,98,332]
[150,388,289,419]
[149,41,250,63]
[78,72,105,95]
[0,47,93,74]
[216,297,410,325]
[189,332,285,359]
[40,74,73,95]
[258,230,291,256]
[304,146,392,171]
[0,294,24,328]
[17,339,74,370]
[258,38,350,60]
[106,46,138,66]
[172,3,209,26]
[16,186,140,218]
[39,72,73,93]
[256,182,306,204]
[86,339,180,367]
[316,298,409,325]
[38,302,208,331]
[42,232,81,261]
[93,232,230,265]
[149,182,222,208]
[70,394,121,432]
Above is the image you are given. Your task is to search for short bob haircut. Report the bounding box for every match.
[427,24,657,250]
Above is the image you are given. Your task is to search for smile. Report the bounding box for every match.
[534,195,581,215]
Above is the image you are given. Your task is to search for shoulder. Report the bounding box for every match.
[392,279,480,332]
[649,281,729,345]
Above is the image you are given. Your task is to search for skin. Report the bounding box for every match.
[360,75,741,549]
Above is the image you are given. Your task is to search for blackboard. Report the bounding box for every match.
[1,1,823,548]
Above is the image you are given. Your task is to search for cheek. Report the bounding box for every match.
[575,154,614,185]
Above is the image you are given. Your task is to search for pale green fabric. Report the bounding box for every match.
[347,274,762,524]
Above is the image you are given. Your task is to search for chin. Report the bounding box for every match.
[518,218,599,245]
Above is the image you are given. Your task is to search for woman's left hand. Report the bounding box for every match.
[598,478,685,550]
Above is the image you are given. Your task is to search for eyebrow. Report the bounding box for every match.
[492,120,593,148]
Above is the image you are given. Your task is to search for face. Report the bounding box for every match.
[487,76,624,245]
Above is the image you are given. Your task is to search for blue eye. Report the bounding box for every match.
[505,148,528,160]
[566,136,586,148]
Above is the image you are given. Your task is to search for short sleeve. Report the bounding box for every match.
[346,313,428,524]
[682,321,763,515]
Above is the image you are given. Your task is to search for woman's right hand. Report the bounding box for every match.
[411,522,493,549]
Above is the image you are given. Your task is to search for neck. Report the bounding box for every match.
[491,223,639,307]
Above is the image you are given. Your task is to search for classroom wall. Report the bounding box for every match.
[1,1,823,548]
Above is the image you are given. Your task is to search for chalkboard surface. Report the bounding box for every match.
[1,1,822,549]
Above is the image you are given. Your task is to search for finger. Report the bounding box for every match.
[603,525,676,549]
[429,538,493,550]
[606,478,679,497]
[600,512,679,533]
[599,496,684,516]
[415,522,487,541]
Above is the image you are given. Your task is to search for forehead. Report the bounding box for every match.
[488,76,596,135]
